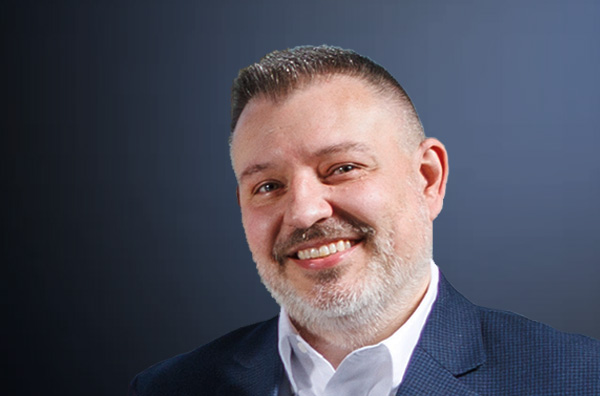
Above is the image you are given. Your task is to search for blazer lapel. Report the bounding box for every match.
[396,347,480,395]
[216,317,285,396]
[397,274,486,396]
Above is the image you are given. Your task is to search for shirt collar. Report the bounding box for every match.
[278,260,440,394]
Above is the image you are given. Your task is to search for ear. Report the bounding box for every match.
[418,138,448,221]
[236,186,241,207]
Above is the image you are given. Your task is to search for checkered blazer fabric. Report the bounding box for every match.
[129,273,600,396]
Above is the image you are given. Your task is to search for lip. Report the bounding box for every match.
[285,237,360,257]
[290,241,360,270]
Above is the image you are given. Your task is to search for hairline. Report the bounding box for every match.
[229,72,425,151]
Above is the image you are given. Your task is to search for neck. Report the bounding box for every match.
[291,271,431,368]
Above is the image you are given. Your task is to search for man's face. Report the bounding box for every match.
[231,76,439,336]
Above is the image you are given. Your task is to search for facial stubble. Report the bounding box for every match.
[253,205,432,350]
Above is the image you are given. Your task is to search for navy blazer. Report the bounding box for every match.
[129,274,600,395]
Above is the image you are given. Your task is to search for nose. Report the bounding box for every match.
[283,175,333,229]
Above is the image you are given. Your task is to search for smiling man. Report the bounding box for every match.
[129,46,599,396]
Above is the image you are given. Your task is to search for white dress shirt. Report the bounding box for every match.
[278,260,439,396]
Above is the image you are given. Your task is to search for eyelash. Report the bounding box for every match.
[330,164,357,175]
[254,181,281,195]
[252,163,361,195]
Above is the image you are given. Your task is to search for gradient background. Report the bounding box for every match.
[3,1,600,395]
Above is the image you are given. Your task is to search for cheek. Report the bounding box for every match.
[337,181,399,224]
[393,193,432,254]
[241,206,279,255]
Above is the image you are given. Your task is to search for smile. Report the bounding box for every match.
[296,240,353,260]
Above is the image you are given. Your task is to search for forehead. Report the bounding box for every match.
[230,75,404,176]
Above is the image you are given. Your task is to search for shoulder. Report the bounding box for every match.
[478,305,600,365]
[428,274,600,394]
[436,273,599,363]
[128,317,279,396]
[473,305,600,392]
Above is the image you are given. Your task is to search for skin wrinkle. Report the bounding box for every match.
[240,142,376,186]
[230,76,423,168]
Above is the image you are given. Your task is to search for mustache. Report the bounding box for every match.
[272,217,375,264]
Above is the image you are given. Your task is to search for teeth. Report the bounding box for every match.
[328,243,337,254]
[296,240,353,260]
[319,245,330,256]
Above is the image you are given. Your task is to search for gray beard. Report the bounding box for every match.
[256,218,432,350]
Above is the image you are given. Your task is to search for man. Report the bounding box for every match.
[129,46,599,395]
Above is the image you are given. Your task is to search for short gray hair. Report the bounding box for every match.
[230,45,425,145]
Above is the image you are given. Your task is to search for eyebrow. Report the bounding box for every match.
[238,141,374,182]
[239,162,274,182]
[313,141,373,157]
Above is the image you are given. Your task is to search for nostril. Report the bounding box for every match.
[285,198,334,230]
[284,176,334,229]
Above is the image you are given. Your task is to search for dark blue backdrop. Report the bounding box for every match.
[4,1,599,395]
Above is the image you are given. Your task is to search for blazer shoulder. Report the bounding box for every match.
[478,305,600,356]
[428,275,599,394]
[128,317,279,396]
[473,306,600,393]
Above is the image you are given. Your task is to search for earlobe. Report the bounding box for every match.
[419,138,449,220]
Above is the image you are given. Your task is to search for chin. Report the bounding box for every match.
[257,235,432,347]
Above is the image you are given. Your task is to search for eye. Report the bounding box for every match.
[254,181,281,194]
[331,164,357,175]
